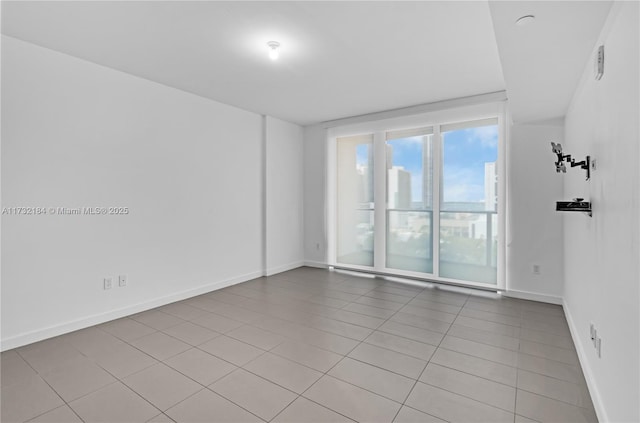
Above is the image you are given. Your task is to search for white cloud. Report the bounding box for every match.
[466,126,498,148]
[443,166,484,202]
[402,136,426,146]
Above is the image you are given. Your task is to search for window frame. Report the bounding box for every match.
[327,102,507,291]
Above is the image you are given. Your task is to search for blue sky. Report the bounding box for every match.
[441,125,498,203]
[356,125,498,204]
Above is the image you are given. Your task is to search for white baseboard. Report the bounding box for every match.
[265,261,304,276]
[303,260,327,269]
[0,270,263,351]
[563,299,608,423]
[503,289,563,305]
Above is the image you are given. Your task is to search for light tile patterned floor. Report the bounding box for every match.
[0,267,598,422]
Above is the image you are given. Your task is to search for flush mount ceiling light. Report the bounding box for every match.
[266,41,280,61]
[515,15,536,26]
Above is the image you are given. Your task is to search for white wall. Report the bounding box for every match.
[266,116,304,275]
[562,3,639,422]
[506,121,565,303]
[303,124,328,267]
[1,36,304,350]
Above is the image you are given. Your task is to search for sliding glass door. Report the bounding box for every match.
[333,116,503,288]
[336,134,374,267]
[385,128,434,274]
[439,120,499,284]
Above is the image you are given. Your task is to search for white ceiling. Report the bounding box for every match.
[1,1,612,126]
[490,1,612,123]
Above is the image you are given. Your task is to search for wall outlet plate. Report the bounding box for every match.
[104,277,113,290]
[118,274,127,287]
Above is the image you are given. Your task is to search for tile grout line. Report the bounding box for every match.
[23,275,437,422]
[241,272,590,419]
[204,277,429,423]
[16,328,175,421]
[64,319,266,421]
[304,277,456,423]
[6,269,589,423]
[215,275,571,348]
[135,333,288,422]
[261,276,593,414]
[150,341,279,422]
[389,290,472,423]
[393,295,469,420]
[13,348,90,423]
[266,271,378,423]
[187,281,400,346]
[269,276,426,423]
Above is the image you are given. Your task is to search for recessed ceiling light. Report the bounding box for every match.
[267,41,280,61]
[515,15,535,26]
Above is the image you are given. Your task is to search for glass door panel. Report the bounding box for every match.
[440,121,498,284]
[385,130,434,274]
[336,134,374,267]
[387,210,432,273]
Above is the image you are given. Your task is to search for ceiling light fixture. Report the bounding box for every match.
[515,15,536,26]
[267,41,280,61]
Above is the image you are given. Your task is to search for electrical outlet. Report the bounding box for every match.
[590,323,595,340]
[532,264,540,275]
[596,337,602,358]
[104,277,113,290]
[118,274,127,287]
[592,329,598,347]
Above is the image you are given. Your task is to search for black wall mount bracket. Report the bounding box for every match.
[551,142,591,181]
[557,198,592,217]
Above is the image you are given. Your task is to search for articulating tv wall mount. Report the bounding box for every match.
[551,142,590,181]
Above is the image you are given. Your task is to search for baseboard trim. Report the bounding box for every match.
[563,299,608,423]
[303,260,328,269]
[503,289,563,305]
[0,270,263,351]
[265,261,304,276]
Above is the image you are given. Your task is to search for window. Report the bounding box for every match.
[440,120,499,284]
[332,113,503,289]
[385,127,434,274]
[336,134,374,267]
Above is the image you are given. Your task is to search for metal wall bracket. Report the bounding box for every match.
[557,199,592,217]
[551,142,591,180]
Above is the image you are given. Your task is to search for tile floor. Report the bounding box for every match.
[1,267,598,423]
